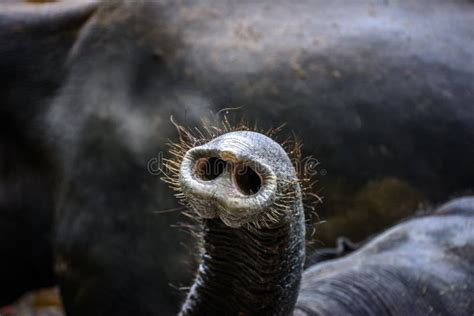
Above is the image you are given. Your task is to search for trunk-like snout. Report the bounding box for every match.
[179,138,279,228]
[170,131,306,315]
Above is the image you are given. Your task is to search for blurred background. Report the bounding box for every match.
[1,0,473,315]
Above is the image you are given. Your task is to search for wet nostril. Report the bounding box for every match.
[233,164,262,195]
[193,157,227,181]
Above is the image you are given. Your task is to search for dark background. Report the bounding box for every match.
[1,0,473,314]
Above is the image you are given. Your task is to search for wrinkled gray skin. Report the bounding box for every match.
[178,131,305,315]
[178,132,474,315]
[295,197,474,315]
[0,0,473,314]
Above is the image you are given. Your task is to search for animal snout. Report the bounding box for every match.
[181,147,265,197]
[178,146,278,226]
[191,155,263,196]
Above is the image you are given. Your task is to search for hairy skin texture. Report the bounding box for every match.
[168,130,474,315]
[169,130,306,315]
[1,0,474,314]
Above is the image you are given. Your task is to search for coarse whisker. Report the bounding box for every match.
[215,105,245,117]
[153,206,187,214]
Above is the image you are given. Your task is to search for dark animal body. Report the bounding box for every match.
[295,197,474,315]
[169,130,474,315]
[0,0,473,314]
